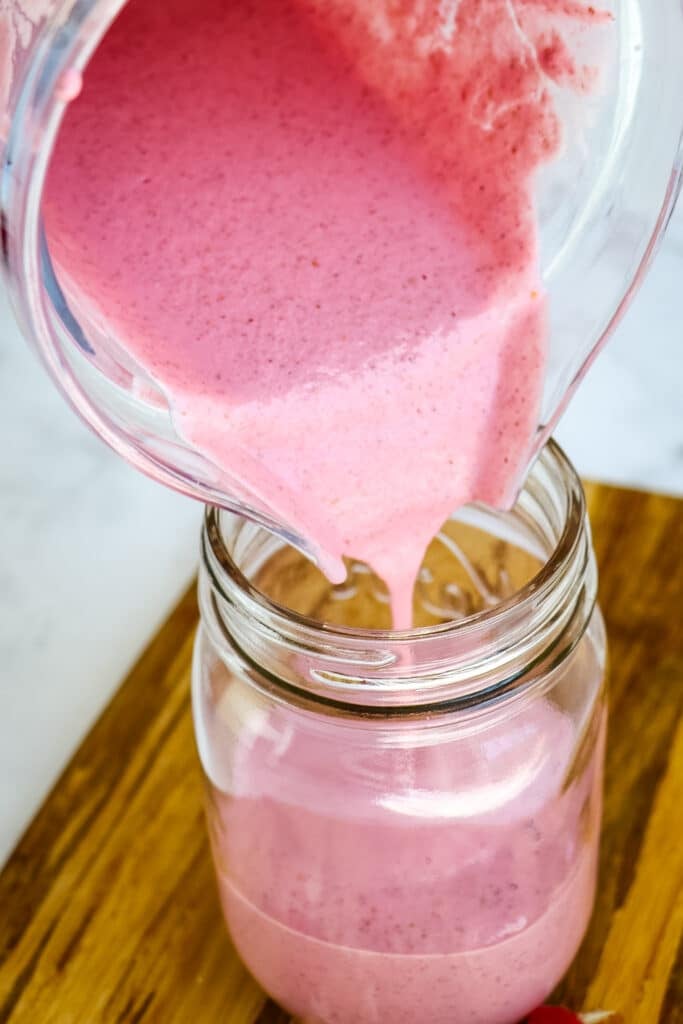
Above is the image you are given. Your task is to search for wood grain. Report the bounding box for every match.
[0,483,681,1024]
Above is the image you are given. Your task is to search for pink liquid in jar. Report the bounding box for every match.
[204,682,605,1024]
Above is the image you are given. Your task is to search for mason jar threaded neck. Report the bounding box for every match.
[197,440,597,716]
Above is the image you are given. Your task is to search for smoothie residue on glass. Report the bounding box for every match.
[44,0,609,625]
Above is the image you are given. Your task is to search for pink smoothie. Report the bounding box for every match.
[43,0,605,626]
[204,693,605,1024]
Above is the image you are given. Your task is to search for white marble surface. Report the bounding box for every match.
[1,206,682,869]
[0,289,201,867]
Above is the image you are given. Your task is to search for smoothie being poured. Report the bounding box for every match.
[44,0,607,626]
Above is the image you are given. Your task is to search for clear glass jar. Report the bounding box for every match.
[1,1,683,565]
[193,441,607,1024]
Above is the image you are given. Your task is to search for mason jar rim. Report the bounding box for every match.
[197,440,599,714]
[203,439,586,643]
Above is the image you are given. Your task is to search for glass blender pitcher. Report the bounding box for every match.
[1,0,682,570]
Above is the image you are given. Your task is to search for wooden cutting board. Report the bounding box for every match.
[0,482,681,1024]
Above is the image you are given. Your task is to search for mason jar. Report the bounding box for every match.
[193,441,607,1024]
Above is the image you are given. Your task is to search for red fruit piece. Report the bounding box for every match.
[527,1008,582,1024]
